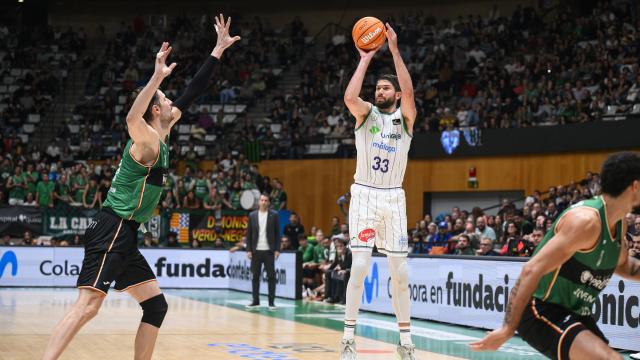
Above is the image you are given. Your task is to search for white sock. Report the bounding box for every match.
[399,325,412,345]
[343,319,356,340]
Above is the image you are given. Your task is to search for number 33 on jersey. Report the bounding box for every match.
[354,106,412,188]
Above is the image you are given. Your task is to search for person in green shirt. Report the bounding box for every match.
[174,178,188,206]
[203,187,229,218]
[453,234,475,255]
[83,176,101,209]
[471,152,640,359]
[269,178,287,210]
[299,235,317,289]
[330,216,341,236]
[36,172,55,208]
[53,173,73,205]
[193,170,210,201]
[241,173,257,190]
[228,181,242,209]
[71,168,87,204]
[6,166,27,205]
[25,163,39,196]
[43,19,242,360]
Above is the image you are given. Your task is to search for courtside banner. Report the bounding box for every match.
[227,251,297,299]
[359,256,640,352]
[0,247,298,299]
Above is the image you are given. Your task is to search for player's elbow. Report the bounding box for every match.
[520,262,543,282]
[344,94,357,105]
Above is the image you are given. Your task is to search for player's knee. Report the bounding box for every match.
[350,258,369,282]
[140,294,168,328]
[81,302,101,320]
[76,293,103,320]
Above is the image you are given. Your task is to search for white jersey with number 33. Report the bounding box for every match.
[353,105,412,188]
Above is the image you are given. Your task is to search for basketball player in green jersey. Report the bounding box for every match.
[471,152,640,360]
[42,15,240,360]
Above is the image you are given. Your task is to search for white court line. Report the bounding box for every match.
[295,313,540,356]
[226,300,297,308]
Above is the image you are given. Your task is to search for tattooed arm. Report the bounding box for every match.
[470,208,600,352]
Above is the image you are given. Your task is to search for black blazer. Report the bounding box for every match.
[246,209,280,252]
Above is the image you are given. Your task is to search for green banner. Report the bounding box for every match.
[43,207,99,236]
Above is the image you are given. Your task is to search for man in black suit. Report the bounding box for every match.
[246,193,280,310]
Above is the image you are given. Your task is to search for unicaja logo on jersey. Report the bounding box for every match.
[369,126,381,135]
[362,262,379,304]
[0,250,18,279]
[381,133,401,140]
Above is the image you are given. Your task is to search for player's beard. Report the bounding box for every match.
[632,204,640,215]
[375,96,395,109]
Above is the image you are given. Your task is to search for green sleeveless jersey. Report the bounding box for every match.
[85,184,98,205]
[73,175,86,203]
[194,178,209,200]
[103,139,169,223]
[532,196,622,316]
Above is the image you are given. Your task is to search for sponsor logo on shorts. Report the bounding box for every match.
[399,235,409,248]
[358,228,375,242]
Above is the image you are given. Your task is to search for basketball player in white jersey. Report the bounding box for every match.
[339,23,417,360]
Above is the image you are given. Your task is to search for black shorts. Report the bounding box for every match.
[518,298,608,360]
[77,208,156,295]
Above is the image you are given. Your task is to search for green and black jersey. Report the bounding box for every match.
[103,139,169,223]
[532,196,622,316]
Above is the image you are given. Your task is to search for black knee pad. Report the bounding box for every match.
[140,294,168,328]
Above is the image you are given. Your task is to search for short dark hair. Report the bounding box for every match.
[376,74,400,92]
[533,227,545,233]
[130,87,160,123]
[601,152,640,197]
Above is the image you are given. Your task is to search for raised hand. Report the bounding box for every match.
[154,42,177,78]
[212,13,241,58]
[357,44,380,62]
[385,23,398,54]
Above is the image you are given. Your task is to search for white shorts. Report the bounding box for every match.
[348,183,408,257]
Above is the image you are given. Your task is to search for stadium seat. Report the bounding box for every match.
[222,114,236,124]
[68,124,80,134]
[270,124,282,134]
[204,134,217,143]
[22,124,35,134]
[177,125,191,134]
[306,144,321,154]
[27,114,40,124]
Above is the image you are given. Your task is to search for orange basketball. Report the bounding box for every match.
[352,16,386,51]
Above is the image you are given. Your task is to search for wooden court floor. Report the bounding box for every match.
[1,288,635,360]
[0,288,462,360]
